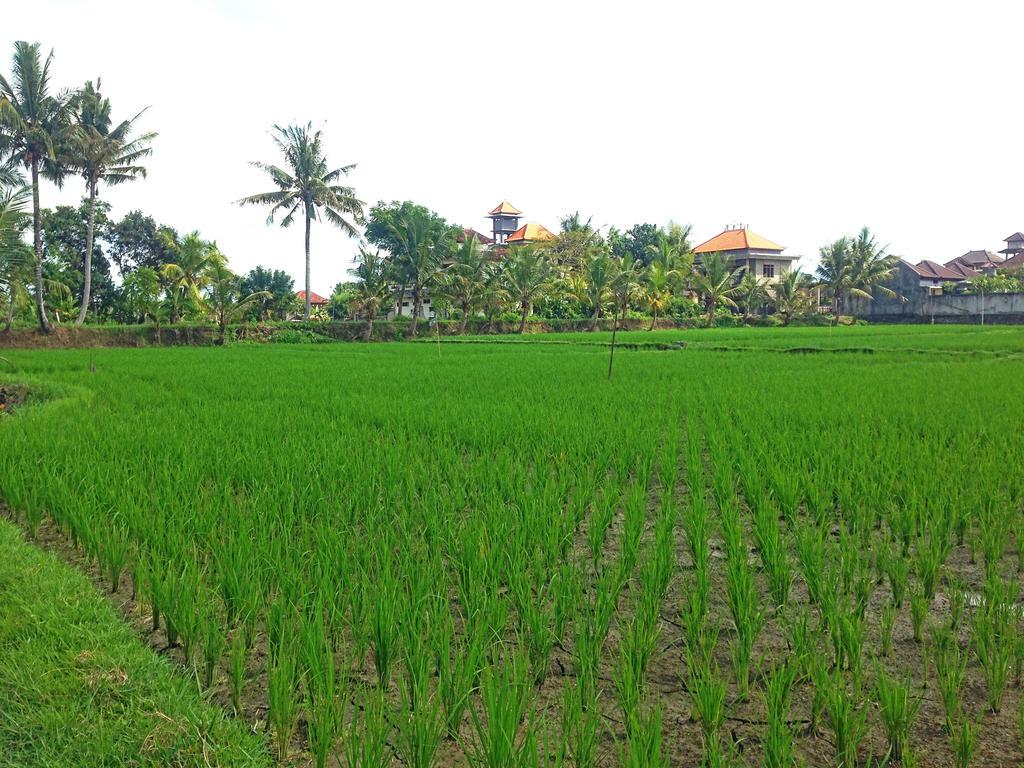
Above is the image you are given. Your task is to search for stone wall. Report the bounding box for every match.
[852,292,1024,323]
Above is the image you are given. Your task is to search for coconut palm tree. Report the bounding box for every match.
[237,123,364,320]
[387,209,449,338]
[503,245,553,333]
[0,183,31,331]
[0,41,74,333]
[68,80,155,325]
[644,234,684,330]
[771,268,813,324]
[160,231,221,322]
[204,259,270,344]
[736,269,768,319]
[606,255,642,379]
[815,237,855,316]
[692,252,741,326]
[436,234,491,334]
[480,262,509,334]
[348,247,391,341]
[849,226,898,306]
[568,249,616,331]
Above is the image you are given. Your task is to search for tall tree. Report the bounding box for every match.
[771,268,813,324]
[40,199,116,316]
[348,248,390,341]
[848,226,898,308]
[607,255,641,379]
[503,245,553,333]
[240,266,295,320]
[438,234,490,334]
[0,41,74,333]
[616,223,662,267]
[68,79,155,324]
[237,123,363,320]
[552,213,601,271]
[568,249,616,331]
[160,230,221,322]
[642,232,689,329]
[387,208,451,338]
[0,184,31,330]
[736,269,768,319]
[204,260,270,344]
[108,211,176,274]
[815,237,855,315]
[692,252,741,326]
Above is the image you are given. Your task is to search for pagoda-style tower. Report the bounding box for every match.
[486,201,522,244]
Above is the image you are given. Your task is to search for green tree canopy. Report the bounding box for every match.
[364,200,456,256]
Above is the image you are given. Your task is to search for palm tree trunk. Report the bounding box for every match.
[408,287,420,338]
[4,291,13,332]
[459,301,469,335]
[590,305,600,332]
[608,304,621,380]
[303,209,312,321]
[364,314,374,342]
[75,182,98,326]
[706,297,716,327]
[649,308,658,331]
[519,302,528,333]
[31,161,51,335]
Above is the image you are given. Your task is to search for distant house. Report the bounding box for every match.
[457,228,495,246]
[484,201,556,247]
[998,232,1024,260]
[1000,252,1024,272]
[942,260,980,280]
[295,290,329,309]
[691,225,799,283]
[386,201,557,320]
[945,250,1002,276]
[905,260,972,294]
[506,222,557,245]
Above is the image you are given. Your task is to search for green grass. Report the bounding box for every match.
[1,327,1023,766]
[0,518,271,768]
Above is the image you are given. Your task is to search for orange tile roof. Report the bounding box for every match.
[507,222,556,243]
[692,227,785,254]
[296,290,329,305]
[488,201,522,216]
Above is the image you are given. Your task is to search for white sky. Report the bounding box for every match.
[7,0,1024,293]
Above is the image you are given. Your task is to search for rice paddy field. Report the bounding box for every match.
[2,325,1024,767]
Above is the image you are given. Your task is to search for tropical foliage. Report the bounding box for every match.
[238,123,363,320]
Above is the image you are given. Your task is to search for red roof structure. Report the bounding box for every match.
[487,201,522,216]
[506,222,556,244]
[457,228,495,245]
[296,290,329,306]
[692,227,785,254]
[911,260,964,281]
[999,252,1024,271]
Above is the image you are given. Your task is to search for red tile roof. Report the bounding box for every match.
[910,260,964,280]
[999,252,1024,271]
[953,250,1003,266]
[692,227,785,254]
[506,222,556,243]
[296,290,329,305]
[457,227,495,245]
[487,201,522,216]
[941,260,979,279]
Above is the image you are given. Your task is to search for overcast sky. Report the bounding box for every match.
[7,0,1024,293]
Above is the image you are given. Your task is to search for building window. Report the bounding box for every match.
[402,301,409,308]
[762,263,775,279]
